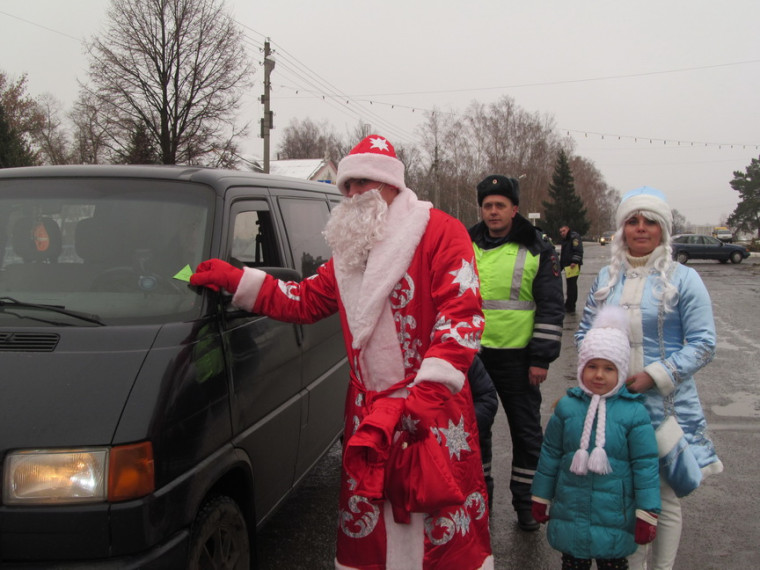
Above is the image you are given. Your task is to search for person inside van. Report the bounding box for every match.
[191,134,494,569]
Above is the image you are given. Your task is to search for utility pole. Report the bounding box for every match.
[261,39,275,173]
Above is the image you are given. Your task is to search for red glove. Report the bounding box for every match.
[635,511,658,544]
[190,259,243,293]
[402,381,454,441]
[343,397,405,500]
[532,501,550,524]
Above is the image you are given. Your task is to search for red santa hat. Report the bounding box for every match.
[336,134,406,195]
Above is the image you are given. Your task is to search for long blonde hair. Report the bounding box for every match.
[593,210,679,312]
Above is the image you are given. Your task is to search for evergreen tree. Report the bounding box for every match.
[727,155,760,239]
[541,149,589,239]
[120,123,159,164]
[0,103,35,168]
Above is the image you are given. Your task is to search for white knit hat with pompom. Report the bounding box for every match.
[570,305,631,476]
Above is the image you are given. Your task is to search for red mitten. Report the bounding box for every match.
[635,511,658,544]
[343,397,405,500]
[190,259,243,293]
[402,381,454,441]
[532,500,550,524]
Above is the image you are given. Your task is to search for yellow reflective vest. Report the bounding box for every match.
[474,241,539,348]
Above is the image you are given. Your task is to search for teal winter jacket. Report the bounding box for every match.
[532,387,660,560]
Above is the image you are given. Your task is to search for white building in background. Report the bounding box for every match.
[268,159,337,185]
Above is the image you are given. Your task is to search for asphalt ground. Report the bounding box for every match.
[257,243,760,569]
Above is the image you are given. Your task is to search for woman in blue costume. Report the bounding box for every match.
[575,187,723,570]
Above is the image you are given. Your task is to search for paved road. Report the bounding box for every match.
[256,243,760,569]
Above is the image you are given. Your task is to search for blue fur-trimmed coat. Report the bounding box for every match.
[575,255,723,492]
[532,387,660,559]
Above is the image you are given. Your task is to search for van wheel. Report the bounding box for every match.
[676,252,689,264]
[187,495,250,570]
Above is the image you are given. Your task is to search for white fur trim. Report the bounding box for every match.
[636,509,658,525]
[655,415,684,458]
[232,267,267,311]
[357,301,407,392]
[384,502,424,569]
[702,459,724,477]
[412,356,465,393]
[336,153,405,195]
[616,193,673,232]
[645,361,675,396]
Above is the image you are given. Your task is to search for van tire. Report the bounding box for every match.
[187,495,250,570]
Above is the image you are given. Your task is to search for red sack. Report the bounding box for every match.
[384,429,465,524]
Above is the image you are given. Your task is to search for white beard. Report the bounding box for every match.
[323,189,388,273]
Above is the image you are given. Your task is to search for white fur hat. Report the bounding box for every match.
[336,134,405,195]
[571,305,632,477]
[615,186,673,234]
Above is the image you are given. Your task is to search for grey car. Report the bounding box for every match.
[671,233,750,264]
[0,165,348,568]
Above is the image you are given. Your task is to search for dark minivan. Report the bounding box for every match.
[0,165,348,568]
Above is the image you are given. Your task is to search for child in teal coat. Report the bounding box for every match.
[531,306,660,569]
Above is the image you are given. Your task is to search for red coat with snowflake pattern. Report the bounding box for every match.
[232,188,493,569]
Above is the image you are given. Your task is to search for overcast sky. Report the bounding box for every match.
[1,0,759,227]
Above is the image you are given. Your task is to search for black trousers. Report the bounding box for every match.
[565,275,578,311]
[479,347,543,512]
[561,553,629,569]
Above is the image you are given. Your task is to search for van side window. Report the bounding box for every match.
[230,204,281,268]
[278,198,331,278]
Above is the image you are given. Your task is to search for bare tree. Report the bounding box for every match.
[84,0,254,165]
[32,94,70,165]
[278,118,347,163]
[69,90,109,164]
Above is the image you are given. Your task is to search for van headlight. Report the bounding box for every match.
[3,442,154,505]
[4,448,108,504]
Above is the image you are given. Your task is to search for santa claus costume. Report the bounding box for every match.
[229,135,494,569]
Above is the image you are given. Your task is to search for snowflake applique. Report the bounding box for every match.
[439,415,471,460]
[401,413,420,434]
[449,258,479,297]
[369,137,390,152]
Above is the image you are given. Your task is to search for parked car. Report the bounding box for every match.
[671,233,750,264]
[0,165,349,568]
[599,230,615,246]
[712,226,734,243]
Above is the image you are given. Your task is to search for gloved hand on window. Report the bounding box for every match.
[191,259,243,293]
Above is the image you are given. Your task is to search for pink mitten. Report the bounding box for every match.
[190,259,243,293]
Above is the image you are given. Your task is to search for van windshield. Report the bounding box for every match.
[0,177,214,325]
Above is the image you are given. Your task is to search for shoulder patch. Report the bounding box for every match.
[551,254,560,277]
[572,238,580,246]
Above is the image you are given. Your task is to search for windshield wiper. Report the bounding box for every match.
[0,297,106,326]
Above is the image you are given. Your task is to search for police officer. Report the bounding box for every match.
[559,224,584,313]
[469,175,564,531]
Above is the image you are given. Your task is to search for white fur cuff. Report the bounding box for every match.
[412,357,465,393]
[232,267,267,311]
[645,361,675,396]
